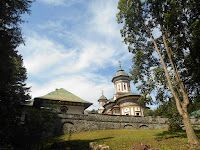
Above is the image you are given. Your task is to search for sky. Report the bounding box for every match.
[18,0,156,110]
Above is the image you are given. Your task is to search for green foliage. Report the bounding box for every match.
[189,95,200,113]
[13,108,60,149]
[0,0,34,147]
[90,109,98,113]
[25,108,59,135]
[144,109,157,117]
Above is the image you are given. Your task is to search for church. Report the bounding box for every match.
[33,88,92,114]
[98,63,145,116]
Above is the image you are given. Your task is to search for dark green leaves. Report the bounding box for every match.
[0,0,34,148]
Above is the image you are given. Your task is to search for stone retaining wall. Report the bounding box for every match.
[58,113,200,134]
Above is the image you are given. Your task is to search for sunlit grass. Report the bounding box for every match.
[42,129,200,150]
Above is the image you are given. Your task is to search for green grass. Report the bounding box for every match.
[41,129,200,150]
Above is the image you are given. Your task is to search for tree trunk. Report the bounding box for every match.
[160,25,200,147]
[144,23,199,148]
[182,105,200,147]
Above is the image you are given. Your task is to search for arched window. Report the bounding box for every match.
[124,83,126,90]
[118,84,120,91]
[60,106,68,114]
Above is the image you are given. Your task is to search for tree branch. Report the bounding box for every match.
[160,25,189,109]
[143,23,184,115]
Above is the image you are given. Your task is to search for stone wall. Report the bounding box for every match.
[59,113,167,134]
[58,113,200,134]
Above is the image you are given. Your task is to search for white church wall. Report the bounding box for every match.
[54,105,85,114]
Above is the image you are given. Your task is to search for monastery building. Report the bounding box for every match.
[98,63,145,116]
[33,88,92,114]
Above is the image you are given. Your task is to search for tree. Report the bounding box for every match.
[0,0,34,147]
[179,0,200,113]
[117,0,200,147]
[14,108,61,149]
[90,109,98,113]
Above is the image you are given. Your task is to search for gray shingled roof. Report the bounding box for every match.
[99,94,108,100]
[106,92,141,104]
[112,66,129,82]
[115,67,129,77]
[35,88,92,104]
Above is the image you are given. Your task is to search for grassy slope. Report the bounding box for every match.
[42,129,200,150]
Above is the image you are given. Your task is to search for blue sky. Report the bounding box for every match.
[18,0,156,110]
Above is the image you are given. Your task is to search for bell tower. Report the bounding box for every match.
[97,90,108,114]
[112,61,131,100]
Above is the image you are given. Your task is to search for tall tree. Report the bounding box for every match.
[117,0,200,147]
[0,0,34,147]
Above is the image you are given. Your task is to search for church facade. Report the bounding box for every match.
[98,64,145,116]
[34,88,92,114]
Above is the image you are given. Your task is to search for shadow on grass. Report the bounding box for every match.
[44,137,114,150]
[155,130,200,140]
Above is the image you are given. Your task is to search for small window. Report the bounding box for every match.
[136,113,140,116]
[124,84,126,90]
[61,106,68,114]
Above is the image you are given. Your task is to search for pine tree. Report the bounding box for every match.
[0,0,34,147]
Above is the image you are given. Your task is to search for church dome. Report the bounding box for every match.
[98,91,108,102]
[114,67,129,77]
[112,65,129,82]
[99,94,107,100]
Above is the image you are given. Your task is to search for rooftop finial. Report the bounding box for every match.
[102,90,104,96]
[118,60,122,70]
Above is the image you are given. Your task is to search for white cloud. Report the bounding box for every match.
[21,3,130,75]
[19,33,76,74]
[25,0,130,76]
[38,0,83,6]
[19,0,157,110]
[56,41,117,74]
[19,31,119,76]
[88,1,119,36]
[37,20,63,30]
[39,0,65,6]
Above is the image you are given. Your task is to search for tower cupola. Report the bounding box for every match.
[98,90,108,114]
[112,61,131,97]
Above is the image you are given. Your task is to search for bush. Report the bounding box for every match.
[13,108,61,149]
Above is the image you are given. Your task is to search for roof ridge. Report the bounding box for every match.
[35,88,92,104]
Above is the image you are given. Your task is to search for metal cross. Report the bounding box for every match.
[118,60,121,67]
[118,60,121,66]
